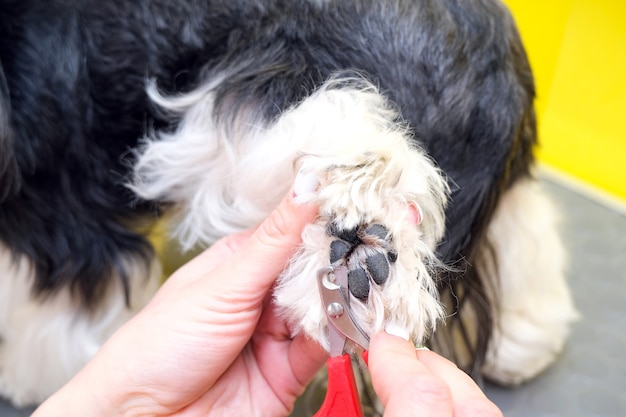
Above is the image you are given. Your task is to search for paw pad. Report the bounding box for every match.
[328,223,396,300]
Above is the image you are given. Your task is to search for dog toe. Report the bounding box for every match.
[329,239,351,263]
[347,267,370,300]
[328,223,360,245]
[362,223,389,241]
[328,222,394,300]
[365,252,389,285]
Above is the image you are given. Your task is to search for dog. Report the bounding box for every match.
[0,0,577,407]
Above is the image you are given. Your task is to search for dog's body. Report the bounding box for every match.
[0,0,576,407]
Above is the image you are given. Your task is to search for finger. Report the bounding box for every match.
[162,229,255,291]
[163,181,318,299]
[192,229,255,272]
[212,190,318,297]
[369,332,453,417]
[416,351,503,417]
[287,332,327,391]
[251,301,326,408]
[254,297,327,388]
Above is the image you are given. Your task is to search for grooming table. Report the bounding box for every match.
[483,178,626,417]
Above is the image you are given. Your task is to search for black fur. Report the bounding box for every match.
[0,0,536,376]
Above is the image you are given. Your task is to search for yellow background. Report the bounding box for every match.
[503,0,626,203]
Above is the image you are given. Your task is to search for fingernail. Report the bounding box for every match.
[293,168,319,199]
[415,345,430,351]
[385,323,410,341]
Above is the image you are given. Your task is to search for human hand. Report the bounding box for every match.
[368,332,503,417]
[33,187,327,417]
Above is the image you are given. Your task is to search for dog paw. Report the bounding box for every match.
[275,145,448,350]
[481,310,574,386]
[328,222,397,300]
[266,82,451,351]
[477,178,578,385]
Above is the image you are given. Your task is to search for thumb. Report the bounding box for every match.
[215,183,319,297]
[368,332,454,416]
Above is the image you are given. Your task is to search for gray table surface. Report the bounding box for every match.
[483,178,626,417]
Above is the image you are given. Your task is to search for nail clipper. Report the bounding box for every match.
[313,265,370,417]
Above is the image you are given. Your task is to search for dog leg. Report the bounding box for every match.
[478,178,578,385]
[273,81,450,349]
[134,77,449,350]
[0,246,160,407]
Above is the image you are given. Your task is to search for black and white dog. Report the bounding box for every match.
[0,0,576,407]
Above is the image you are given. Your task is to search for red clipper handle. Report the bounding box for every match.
[313,354,364,417]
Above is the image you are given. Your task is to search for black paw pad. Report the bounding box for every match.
[348,267,370,301]
[328,223,360,245]
[328,222,396,301]
[330,240,351,264]
[365,252,390,285]
[363,224,389,241]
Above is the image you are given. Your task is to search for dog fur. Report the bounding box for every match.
[0,0,576,407]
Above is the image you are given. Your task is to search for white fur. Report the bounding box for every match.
[133,77,449,349]
[0,245,161,406]
[479,178,578,385]
[132,77,294,249]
